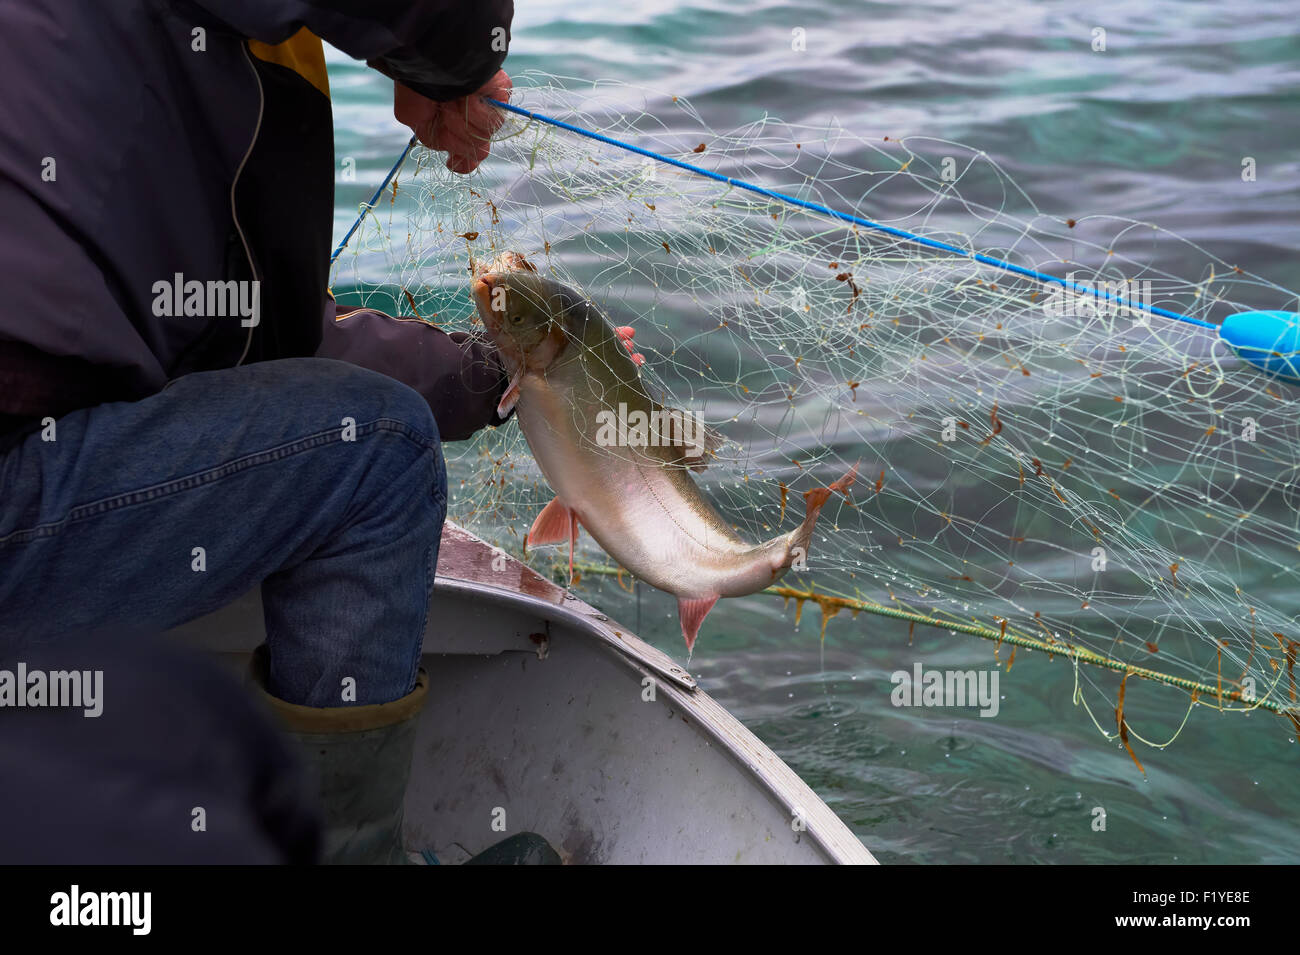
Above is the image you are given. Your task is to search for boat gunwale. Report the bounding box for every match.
[432,538,878,865]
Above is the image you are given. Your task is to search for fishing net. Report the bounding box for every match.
[330,72,1300,759]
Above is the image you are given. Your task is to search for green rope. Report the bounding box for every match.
[563,560,1298,721]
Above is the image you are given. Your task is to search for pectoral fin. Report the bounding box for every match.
[677,594,719,653]
[525,497,582,583]
[497,367,525,419]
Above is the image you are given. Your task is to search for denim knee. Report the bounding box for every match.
[294,358,439,446]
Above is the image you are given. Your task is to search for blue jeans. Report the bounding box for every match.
[0,358,445,707]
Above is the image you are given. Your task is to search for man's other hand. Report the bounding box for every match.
[394,70,512,174]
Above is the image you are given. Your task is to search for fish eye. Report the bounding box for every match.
[509,312,525,326]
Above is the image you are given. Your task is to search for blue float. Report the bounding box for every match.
[1219,310,1300,385]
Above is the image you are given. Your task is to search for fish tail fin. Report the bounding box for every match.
[787,462,858,564]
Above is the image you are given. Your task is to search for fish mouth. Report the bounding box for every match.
[472,251,537,326]
[472,273,499,330]
[483,250,536,275]
[473,272,527,379]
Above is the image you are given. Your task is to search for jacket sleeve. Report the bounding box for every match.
[318,301,511,441]
[196,0,513,100]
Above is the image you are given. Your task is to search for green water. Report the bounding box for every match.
[328,0,1300,863]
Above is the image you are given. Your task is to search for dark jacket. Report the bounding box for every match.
[0,0,513,440]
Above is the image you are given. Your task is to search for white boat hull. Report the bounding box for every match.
[169,523,877,865]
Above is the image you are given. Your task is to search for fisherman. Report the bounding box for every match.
[0,1,515,862]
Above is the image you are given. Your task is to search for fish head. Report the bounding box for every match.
[472,270,575,376]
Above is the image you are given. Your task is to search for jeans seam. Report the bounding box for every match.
[0,417,437,549]
[406,538,434,693]
[410,455,445,693]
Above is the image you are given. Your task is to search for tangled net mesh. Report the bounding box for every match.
[331,72,1300,754]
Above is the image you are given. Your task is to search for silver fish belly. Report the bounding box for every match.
[516,366,781,600]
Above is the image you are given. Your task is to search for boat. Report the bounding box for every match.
[169,522,878,865]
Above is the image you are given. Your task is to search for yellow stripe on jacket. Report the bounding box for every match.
[247,27,330,99]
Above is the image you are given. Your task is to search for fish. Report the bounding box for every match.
[471,252,856,651]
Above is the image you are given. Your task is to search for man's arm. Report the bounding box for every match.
[195,0,513,101]
[318,301,509,441]
[197,0,517,434]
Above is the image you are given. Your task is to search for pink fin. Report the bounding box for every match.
[497,366,524,419]
[525,498,581,583]
[615,325,645,366]
[567,511,579,582]
[677,594,719,652]
[497,384,520,419]
[526,497,574,548]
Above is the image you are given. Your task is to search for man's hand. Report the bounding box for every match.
[394,70,512,174]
